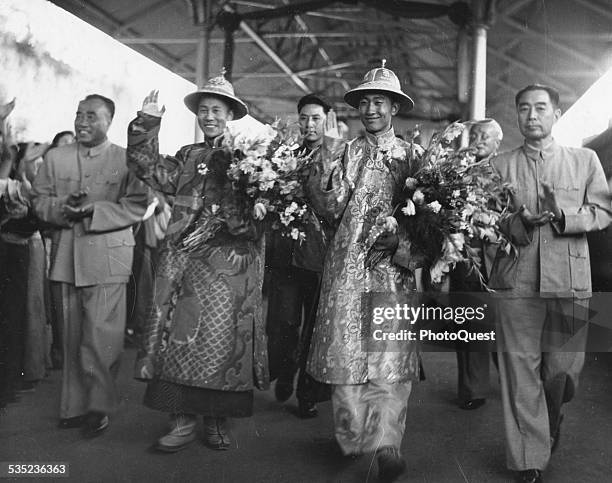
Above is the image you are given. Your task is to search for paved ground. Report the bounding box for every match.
[1,350,611,483]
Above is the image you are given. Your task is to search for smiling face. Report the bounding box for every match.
[469,123,501,160]
[298,103,326,148]
[74,99,112,147]
[516,89,561,144]
[196,95,234,139]
[358,93,399,135]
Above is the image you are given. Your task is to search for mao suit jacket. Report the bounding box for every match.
[489,141,612,297]
[32,140,148,287]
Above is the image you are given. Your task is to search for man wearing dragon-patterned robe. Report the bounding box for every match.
[127,75,268,453]
[306,63,422,482]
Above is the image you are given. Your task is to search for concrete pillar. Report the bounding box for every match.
[469,23,487,120]
[194,0,212,142]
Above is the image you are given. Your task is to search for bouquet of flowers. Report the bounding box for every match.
[378,122,515,287]
[179,120,315,253]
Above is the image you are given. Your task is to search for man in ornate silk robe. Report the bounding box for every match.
[307,64,422,482]
[127,76,268,453]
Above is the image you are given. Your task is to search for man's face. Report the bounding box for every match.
[298,103,326,146]
[358,93,398,135]
[74,99,112,147]
[516,89,561,142]
[197,96,234,139]
[469,124,501,160]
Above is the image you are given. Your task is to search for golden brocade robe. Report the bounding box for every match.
[306,128,422,385]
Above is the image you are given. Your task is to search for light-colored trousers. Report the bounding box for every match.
[495,297,588,471]
[332,380,412,455]
[59,282,126,419]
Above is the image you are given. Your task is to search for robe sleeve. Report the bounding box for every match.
[127,112,187,196]
[305,135,350,225]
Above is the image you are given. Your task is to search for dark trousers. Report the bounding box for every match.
[456,350,498,401]
[0,240,29,399]
[127,222,159,336]
[266,266,330,403]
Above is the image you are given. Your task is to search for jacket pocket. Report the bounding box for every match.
[57,176,78,193]
[554,183,582,209]
[568,242,589,291]
[106,230,135,276]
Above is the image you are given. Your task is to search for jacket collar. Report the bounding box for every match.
[523,138,558,161]
[78,139,111,158]
[364,126,396,149]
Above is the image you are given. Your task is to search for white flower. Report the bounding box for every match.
[285,202,299,214]
[197,164,209,176]
[428,200,442,213]
[290,228,300,240]
[211,204,220,215]
[430,259,451,284]
[452,189,461,198]
[446,233,465,256]
[412,190,425,205]
[390,146,407,160]
[383,216,398,234]
[404,177,418,190]
[253,202,267,220]
[402,199,416,216]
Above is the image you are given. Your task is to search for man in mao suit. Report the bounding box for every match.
[490,84,611,483]
[32,94,147,437]
[265,93,335,418]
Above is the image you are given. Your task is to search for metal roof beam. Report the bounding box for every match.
[236,20,310,93]
[500,16,600,71]
[66,0,195,74]
[487,48,576,96]
[112,0,176,36]
[280,0,350,90]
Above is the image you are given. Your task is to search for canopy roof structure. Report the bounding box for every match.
[48,0,612,147]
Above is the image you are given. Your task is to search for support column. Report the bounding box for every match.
[194,0,212,142]
[469,23,487,120]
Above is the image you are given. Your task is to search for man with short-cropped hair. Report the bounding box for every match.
[266,93,337,418]
[489,84,612,482]
[32,94,148,437]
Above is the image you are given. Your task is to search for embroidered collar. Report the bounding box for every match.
[204,132,226,148]
[78,139,110,158]
[364,127,397,150]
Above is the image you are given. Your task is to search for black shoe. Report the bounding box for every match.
[377,447,406,482]
[82,412,109,438]
[275,381,294,402]
[459,398,486,410]
[551,414,564,453]
[58,415,87,429]
[517,469,543,483]
[298,400,318,419]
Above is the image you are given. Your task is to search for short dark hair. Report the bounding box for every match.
[51,130,74,147]
[297,93,331,114]
[515,84,560,108]
[83,94,116,119]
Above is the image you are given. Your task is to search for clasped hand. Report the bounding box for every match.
[518,181,563,227]
[62,190,93,221]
